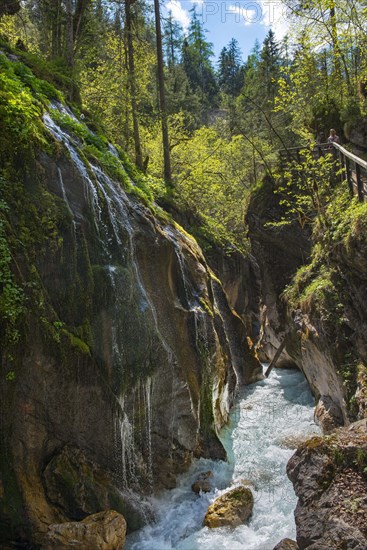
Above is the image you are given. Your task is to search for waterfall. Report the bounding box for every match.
[143,377,154,487]
[115,403,137,489]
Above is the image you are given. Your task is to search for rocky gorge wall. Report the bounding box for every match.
[247,173,367,550]
[247,175,367,432]
[0,94,262,546]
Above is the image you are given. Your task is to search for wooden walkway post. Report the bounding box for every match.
[345,156,353,196]
[355,162,364,202]
[265,337,288,378]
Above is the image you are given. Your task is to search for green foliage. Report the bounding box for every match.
[274,147,340,230]
[51,111,108,150]
[0,53,43,153]
[284,259,339,318]
[166,126,256,252]
[0,194,25,349]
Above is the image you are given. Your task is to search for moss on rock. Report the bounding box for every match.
[204,485,254,528]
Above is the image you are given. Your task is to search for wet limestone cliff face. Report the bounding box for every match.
[0,106,262,546]
[247,177,367,431]
[161,205,262,345]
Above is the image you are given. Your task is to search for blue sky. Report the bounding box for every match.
[164,0,290,61]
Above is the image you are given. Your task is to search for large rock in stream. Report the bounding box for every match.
[204,486,254,528]
[42,510,126,549]
[273,539,298,550]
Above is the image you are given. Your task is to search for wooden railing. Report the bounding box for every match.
[279,142,367,202]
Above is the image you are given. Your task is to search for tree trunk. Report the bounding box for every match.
[154,0,172,185]
[123,34,131,150]
[74,0,92,53]
[50,0,62,59]
[125,0,143,170]
[65,0,74,69]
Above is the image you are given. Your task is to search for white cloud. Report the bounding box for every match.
[166,0,190,31]
[227,4,259,26]
[227,1,290,39]
[260,0,290,40]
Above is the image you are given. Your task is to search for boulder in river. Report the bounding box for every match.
[273,539,299,550]
[191,471,213,494]
[314,395,344,434]
[203,485,254,528]
[42,510,126,549]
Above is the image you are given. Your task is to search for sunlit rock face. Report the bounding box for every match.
[0,105,261,545]
[287,421,367,549]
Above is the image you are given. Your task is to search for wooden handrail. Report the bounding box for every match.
[332,142,367,170]
[278,142,367,202]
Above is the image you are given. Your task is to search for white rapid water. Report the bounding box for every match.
[126,367,320,550]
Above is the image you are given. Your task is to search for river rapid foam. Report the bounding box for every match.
[126,367,320,550]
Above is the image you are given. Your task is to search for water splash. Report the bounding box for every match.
[49,100,79,122]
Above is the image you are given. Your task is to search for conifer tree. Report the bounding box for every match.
[163,11,182,67]
[259,29,281,105]
[218,38,244,97]
[181,7,218,117]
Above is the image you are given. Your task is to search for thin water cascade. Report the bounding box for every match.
[126,367,320,550]
[115,402,137,489]
[44,107,174,489]
[43,113,104,236]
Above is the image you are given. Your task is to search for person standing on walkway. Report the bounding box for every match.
[327,128,340,144]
